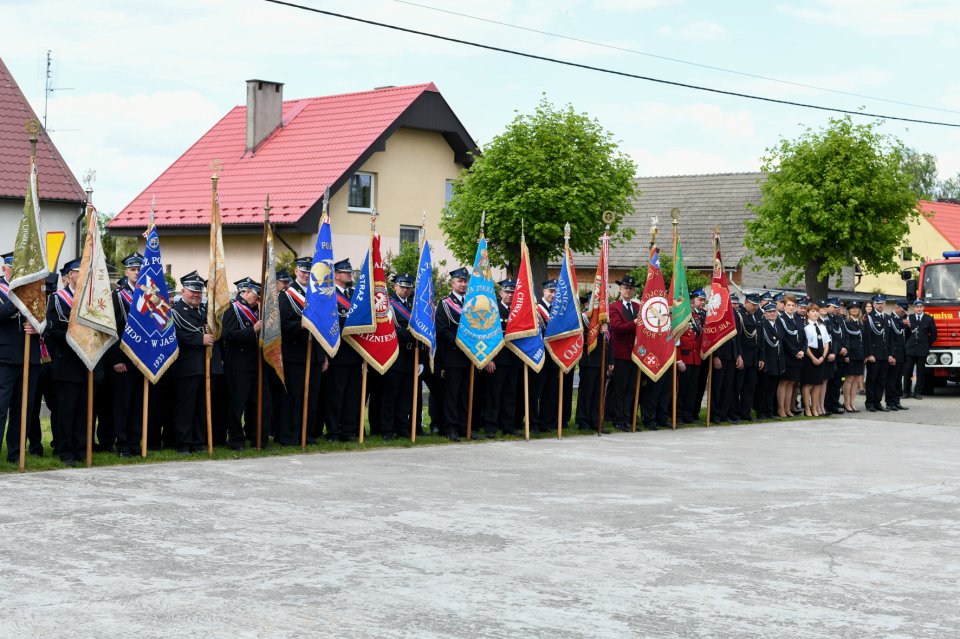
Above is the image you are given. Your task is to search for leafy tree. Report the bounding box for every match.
[441,97,637,287]
[901,147,939,199]
[940,173,960,201]
[382,239,450,301]
[627,253,710,299]
[745,116,919,301]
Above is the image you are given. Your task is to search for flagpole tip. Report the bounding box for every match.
[671,207,680,226]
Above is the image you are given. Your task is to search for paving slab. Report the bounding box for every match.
[1,409,959,638]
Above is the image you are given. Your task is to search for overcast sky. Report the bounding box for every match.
[4,0,960,213]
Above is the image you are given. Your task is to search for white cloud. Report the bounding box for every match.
[595,0,680,10]
[627,102,758,140]
[656,20,727,41]
[778,0,960,37]
[627,147,755,176]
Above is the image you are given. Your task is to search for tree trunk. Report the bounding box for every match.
[530,251,549,296]
[804,258,829,302]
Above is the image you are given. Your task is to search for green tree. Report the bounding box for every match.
[901,147,939,199]
[441,97,637,286]
[745,116,919,301]
[940,173,960,201]
[382,240,450,301]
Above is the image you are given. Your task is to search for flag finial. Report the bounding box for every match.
[264,194,271,221]
[210,158,222,180]
[521,217,525,243]
[322,185,330,217]
[371,207,378,234]
[650,216,658,246]
[563,221,571,244]
[671,207,680,227]
[480,210,486,236]
[150,194,155,227]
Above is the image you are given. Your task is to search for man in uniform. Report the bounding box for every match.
[710,301,743,424]
[863,294,890,412]
[170,271,221,453]
[1,252,42,462]
[277,257,326,446]
[222,277,269,450]
[608,275,639,431]
[435,267,470,440]
[903,299,937,399]
[527,279,556,434]
[822,298,847,414]
[380,273,416,440]
[692,290,709,413]
[108,252,145,456]
[576,292,610,432]
[676,291,703,424]
[325,259,362,442]
[481,279,520,437]
[734,293,761,421]
[756,301,783,419]
[885,301,909,411]
[276,269,292,293]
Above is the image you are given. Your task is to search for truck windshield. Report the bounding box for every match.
[922,263,960,301]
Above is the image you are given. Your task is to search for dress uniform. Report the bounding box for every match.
[107,252,145,456]
[0,252,42,461]
[575,292,609,432]
[527,280,556,434]
[676,296,702,423]
[734,293,761,421]
[692,290,710,413]
[710,304,742,424]
[862,294,890,412]
[608,276,639,430]
[25,273,58,456]
[435,267,470,440]
[222,277,271,449]
[756,302,784,419]
[44,258,103,466]
[170,271,223,452]
[277,257,324,445]
[482,280,520,436]
[324,259,362,442]
[885,302,908,411]
[380,274,416,439]
[823,299,847,414]
[903,299,937,398]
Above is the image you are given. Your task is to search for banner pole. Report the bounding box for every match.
[523,365,530,441]
[301,340,312,449]
[256,350,263,450]
[18,336,30,473]
[466,366,475,441]
[557,368,563,439]
[204,348,213,456]
[706,363,713,427]
[358,362,367,444]
[85,371,94,468]
[672,359,678,430]
[631,371,641,432]
[672,221,679,431]
[410,348,419,443]
[141,377,149,457]
[597,337,607,435]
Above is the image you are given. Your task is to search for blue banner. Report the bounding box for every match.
[303,215,341,357]
[409,239,436,371]
[506,333,545,372]
[456,236,503,368]
[342,240,375,335]
[120,225,178,383]
[544,248,582,341]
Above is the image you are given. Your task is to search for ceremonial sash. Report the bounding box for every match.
[119,288,133,305]
[286,287,306,309]
[233,301,259,325]
[57,288,74,308]
[0,280,8,301]
[390,298,411,321]
[537,304,550,324]
[336,291,351,311]
[444,297,462,314]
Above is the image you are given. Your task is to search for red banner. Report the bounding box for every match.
[700,233,737,358]
[585,231,609,354]
[505,241,538,341]
[344,234,399,374]
[632,246,675,381]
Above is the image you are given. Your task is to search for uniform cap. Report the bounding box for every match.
[761,302,777,313]
[1,251,13,266]
[180,270,207,292]
[895,300,909,310]
[120,251,145,268]
[542,279,558,290]
[334,259,353,273]
[773,292,784,302]
[395,273,415,287]
[234,277,262,295]
[498,279,515,291]
[730,294,740,303]
[744,293,761,305]
[60,258,81,276]
[449,267,469,280]
[295,257,313,272]
[871,294,886,304]
[913,299,925,306]
[760,291,773,301]
[276,269,292,283]
[691,289,706,299]
[827,298,841,308]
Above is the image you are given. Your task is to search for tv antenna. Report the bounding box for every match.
[43,50,73,131]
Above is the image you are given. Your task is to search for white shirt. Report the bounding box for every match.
[804,321,831,349]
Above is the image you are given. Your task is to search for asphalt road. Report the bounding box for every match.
[1,393,959,638]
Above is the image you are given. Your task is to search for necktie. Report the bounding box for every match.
[625,303,633,320]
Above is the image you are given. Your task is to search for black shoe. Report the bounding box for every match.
[614,423,630,432]
[728,417,741,424]
[431,426,441,435]
[62,458,76,467]
[228,443,244,451]
[176,448,191,455]
[305,438,318,445]
[878,406,889,412]
[895,404,909,410]
[914,393,923,400]
[118,450,133,458]
[866,406,877,412]
[382,433,397,441]
[446,430,460,442]
[471,431,487,440]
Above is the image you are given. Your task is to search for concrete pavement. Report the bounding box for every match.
[1,401,959,638]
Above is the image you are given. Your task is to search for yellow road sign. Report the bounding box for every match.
[46,231,66,273]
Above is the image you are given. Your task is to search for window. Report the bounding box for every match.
[901,246,913,261]
[348,172,375,212]
[443,179,455,216]
[400,225,421,248]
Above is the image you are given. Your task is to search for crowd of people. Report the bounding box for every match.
[0,251,940,467]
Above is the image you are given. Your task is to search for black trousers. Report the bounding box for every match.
[527,363,549,432]
[172,375,206,451]
[885,359,904,407]
[695,361,709,416]
[903,354,926,395]
[279,361,322,445]
[28,364,52,453]
[381,367,413,438]
[482,363,518,435]
[825,363,843,411]
[756,372,779,418]
[677,364,700,421]
[2,364,39,461]
[865,359,887,408]
[736,365,758,419]
[442,366,470,436]
[640,374,671,427]
[324,363,361,440]
[422,369,443,433]
[576,365,604,430]
[111,367,144,454]
[226,367,273,448]
[93,374,114,452]
[367,371,383,436]
[54,379,91,463]
[610,358,637,425]
[710,359,736,421]
[538,359,560,431]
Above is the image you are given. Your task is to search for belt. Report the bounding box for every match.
[680,350,691,356]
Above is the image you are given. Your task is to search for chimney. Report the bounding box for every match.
[246,79,284,154]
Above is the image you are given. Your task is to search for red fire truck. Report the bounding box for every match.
[903,250,960,391]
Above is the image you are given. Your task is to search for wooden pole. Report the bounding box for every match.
[204,348,213,456]
[85,371,94,468]
[358,362,368,443]
[466,366,475,440]
[410,348,419,443]
[671,358,678,430]
[301,340,312,449]
[523,365,530,441]
[141,377,149,457]
[706,362,713,427]
[557,368,563,439]
[18,336,30,473]
[671,215,679,431]
[631,370,641,432]
[597,337,607,435]
[256,350,263,450]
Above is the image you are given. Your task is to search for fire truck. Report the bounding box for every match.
[903,250,960,392]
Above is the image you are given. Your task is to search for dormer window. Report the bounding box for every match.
[348,172,375,212]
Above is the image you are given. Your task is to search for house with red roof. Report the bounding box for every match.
[109,80,477,281]
[857,199,960,295]
[0,57,87,266]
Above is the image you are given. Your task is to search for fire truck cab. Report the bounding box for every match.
[903,250,960,391]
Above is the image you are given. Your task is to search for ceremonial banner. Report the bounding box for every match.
[260,216,284,385]
[632,245,675,381]
[669,237,692,340]
[8,159,49,331]
[409,239,436,371]
[700,232,737,358]
[504,240,545,372]
[66,206,118,370]
[585,231,609,354]
[544,246,583,373]
[456,236,504,368]
[303,214,340,357]
[120,225,179,383]
[206,190,230,340]
[343,234,398,373]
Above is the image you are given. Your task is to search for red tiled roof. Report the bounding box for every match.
[921,199,960,250]
[110,82,441,229]
[0,58,86,202]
